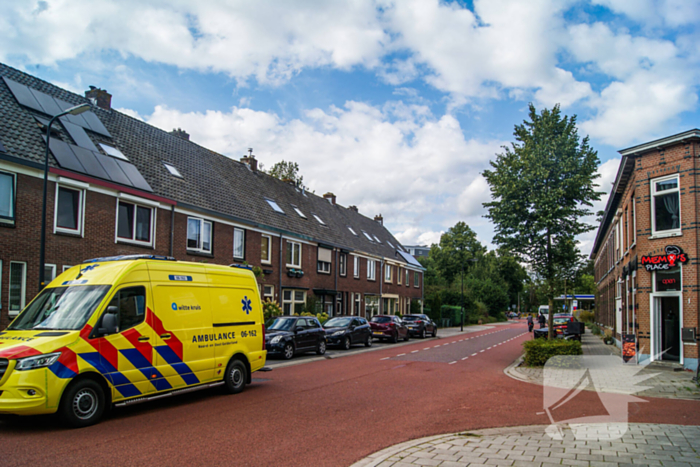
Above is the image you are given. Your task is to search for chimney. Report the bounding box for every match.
[85,86,111,110]
[170,128,190,141]
[323,192,336,205]
[374,214,383,226]
[241,148,258,172]
[348,205,358,212]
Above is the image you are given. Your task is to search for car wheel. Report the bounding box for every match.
[420,328,426,339]
[59,378,105,428]
[390,332,398,344]
[343,336,351,350]
[432,327,437,338]
[283,342,294,360]
[403,332,409,342]
[317,339,327,355]
[365,335,373,347]
[224,359,246,394]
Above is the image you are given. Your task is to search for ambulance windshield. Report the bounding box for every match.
[9,285,111,331]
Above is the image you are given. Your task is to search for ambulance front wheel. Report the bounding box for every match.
[224,359,247,394]
[59,378,106,428]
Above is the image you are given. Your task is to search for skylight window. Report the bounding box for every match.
[373,235,382,243]
[266,198,285,214]
[387,241,394,249]
[99,143,128,160]
[293,206,307,219]
[163,162,183,178]
[362,230,373,241]
[348,226,357,236]
[313,214,325,225]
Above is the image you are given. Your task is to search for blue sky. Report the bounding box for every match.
[2,0,699,254]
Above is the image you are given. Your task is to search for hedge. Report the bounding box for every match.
[523,339,582,367]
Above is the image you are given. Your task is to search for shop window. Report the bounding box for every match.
[117,200,153,245]
[654,268,681,292]
[187,217,212,253]
[55,185,84,235]
[651,175,680,235]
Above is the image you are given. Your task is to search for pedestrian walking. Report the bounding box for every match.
[538,313,546,329]
[527,315,533,332]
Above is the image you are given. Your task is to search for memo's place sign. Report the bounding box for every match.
[641,245,688,272]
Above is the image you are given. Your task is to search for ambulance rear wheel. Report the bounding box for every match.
[59,379,105,428]
[224,360,247,394]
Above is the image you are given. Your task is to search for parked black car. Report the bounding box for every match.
[324,316,373,349]
[402,314,437,338]
[265,316,326,360]
[370,315,409,343]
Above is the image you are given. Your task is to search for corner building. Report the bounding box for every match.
[0,63,424,329]
[591,129,700,371]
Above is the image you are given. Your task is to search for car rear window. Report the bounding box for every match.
[402,316,418,321]
[371,316,391,323]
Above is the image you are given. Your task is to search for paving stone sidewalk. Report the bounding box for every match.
[505,332,700,401]
[351,424,700,467]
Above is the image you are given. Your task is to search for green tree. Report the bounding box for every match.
[483,104,601,338]
[267,160,305,187]
[431,222,486,285]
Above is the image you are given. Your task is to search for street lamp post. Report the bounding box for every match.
[38,103,92,290]
[460,257,478,332]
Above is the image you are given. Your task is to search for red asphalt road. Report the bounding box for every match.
[2,321,699,467]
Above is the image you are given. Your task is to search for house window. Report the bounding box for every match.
[631,196,636,246]
[405,269,409,287]
[187,217,212,253]
[233,228,245,259]
[317,247,332,273]
[9,261,26,317]
[353,256,360,278]
[354,293,362,316]
[44,264,57,284]
[282,289,306,315]
[261,235,272,264]
[63,265,73,272]
[398,268,402,285]
[263,285,275,302]
[117,200,153,245]
[286,240,302,268]
[414,271,420,287]
[384,264,392,283]
[54,185,84,235]
[0,171,16,223]
[367,259,376,280]
[339,254,347,276]
[651,174,680,234]
[365,295,379,317]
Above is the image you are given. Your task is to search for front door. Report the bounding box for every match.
[615,297,622,336]
[660,296,681,361]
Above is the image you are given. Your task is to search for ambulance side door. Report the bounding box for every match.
[209,286,259,374]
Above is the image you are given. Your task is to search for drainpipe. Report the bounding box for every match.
[169,205,175,257]
[334,249,339,316]
[279,235,283,312]
[379,259,383,314]
[695,142,699,370]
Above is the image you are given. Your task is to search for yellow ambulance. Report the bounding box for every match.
[0,255,266,427]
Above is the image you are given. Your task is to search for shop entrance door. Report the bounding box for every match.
[652,296,680,362]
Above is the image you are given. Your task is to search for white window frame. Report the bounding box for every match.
[263,285,275,302]
[63,265,73,273]
[266,198,285,214]
[313,214,325,225]
[0,170,17,225]
[398,267,402,285]
[353,256,360,278]
[384,264,392,283]
[44,264,57,284]
[631,196,636,247]
[163,162,183,178]
[8,261,27,317]
[348,226,357,236]
[282,289,306,315]
[261,234,272,264]
[317,260,331,273]
[339,254,347,276]
[54,183,85,236]
[115,199,155,247]
[367,259,376,281]
[233,227,245,259]
[187,217,213,253]
[650,174,681,237]
[414,271,420,288]
[405,269,409,287]
[286,240,302,268]
[292,205,307,219]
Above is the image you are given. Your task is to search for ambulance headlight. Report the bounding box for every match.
[15,352,62,371]
[270,336,284,344]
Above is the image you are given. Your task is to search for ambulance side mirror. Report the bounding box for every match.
[98,307,119,336]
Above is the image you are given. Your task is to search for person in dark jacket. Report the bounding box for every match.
[538,313,546,329]
[527,315,534,332]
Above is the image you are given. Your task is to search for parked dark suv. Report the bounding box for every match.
[370,315,409,343]
[402,314,437,338]
[324,316,373,349]
[265,316,326,359]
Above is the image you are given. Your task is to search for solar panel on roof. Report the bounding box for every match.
[81,111,111,137]
[71,146,110,180]
[93,152,132,186]
[3,77,42,112]
[46,137,86,173]
[62,121,98,152]
[398,250,423,268]
[28,88,63,116]
[55,101,89,127]
[116,160,153,192]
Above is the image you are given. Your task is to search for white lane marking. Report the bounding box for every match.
[461,357,468,360]
[434,345,441,348]
[472,353,478,356]
[449,361,457,365]
[397,353,406,357]
[487,347,492,349]
[423,347,431,350]
[380,357,390,360]
[459,339,464,342]
[480,350,485,353]
[411,350,419,353]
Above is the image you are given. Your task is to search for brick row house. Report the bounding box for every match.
[0,63,424,330]
[591,129,700,371]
